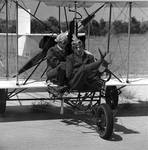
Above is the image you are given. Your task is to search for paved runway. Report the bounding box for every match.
[0,88,148,150]
[0,102,148,150]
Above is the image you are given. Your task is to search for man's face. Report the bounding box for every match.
[58,39,68,49]
[72,40,84,57]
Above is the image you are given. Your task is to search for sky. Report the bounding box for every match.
[0,1,148,22]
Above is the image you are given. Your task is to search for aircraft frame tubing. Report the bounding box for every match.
[6,98,54,101]
[60,88,114,139]
[6,88,52,101]
[62,88,105,110]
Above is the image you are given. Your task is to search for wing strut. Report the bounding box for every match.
[34,1,41,16]
[64,7,69,30]
[74,1,78,36]
[59,7,61,31]
[16,0,19,85]
[126,2,132,83]
[107,3,112,53]
[6,0,9,78]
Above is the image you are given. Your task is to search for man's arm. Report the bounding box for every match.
[46,48,60,68]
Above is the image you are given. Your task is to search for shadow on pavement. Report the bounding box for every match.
[0,103,95,128]
[0,104,72,122]
[115,101,148,117]
[0,101,145,141]
[0,103,100,137]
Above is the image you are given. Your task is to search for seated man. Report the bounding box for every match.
[46,32,68,89]
[66,35,111,90]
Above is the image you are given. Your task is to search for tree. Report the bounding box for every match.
[91,19,100,35]
[47,16,59,27]
[130,16,140,34]
[0,15,145,35]
[46,16,59,33]
[99,18,107,36]
[113,20,122,34]
[140,21,148,34]
[9,20,16,33]
[121,22,128,33]
[60,22,68,32]
[31,19,45,33]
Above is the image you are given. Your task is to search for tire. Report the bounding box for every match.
[96,103,113,140]
[105,86,119,109]
[0,89,7,114]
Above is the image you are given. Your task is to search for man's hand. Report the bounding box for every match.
[50,56,60,67]
[58,62,66,70]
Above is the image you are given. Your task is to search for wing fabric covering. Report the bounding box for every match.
[29,0,148,7]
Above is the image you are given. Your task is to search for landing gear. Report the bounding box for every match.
[105,86,119,109]
[0,89,7,114]
[96,103,113,140]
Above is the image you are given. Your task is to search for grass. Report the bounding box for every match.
[0,33,148,79]
[116,87,143,114]
[120,88,136,100]
[30,101,51,113]
[86,33,148,76]
[119,88,136,109]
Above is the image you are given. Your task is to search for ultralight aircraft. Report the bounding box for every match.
[0,0,148,140]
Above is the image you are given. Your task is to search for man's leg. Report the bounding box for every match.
[46,68,58,83]
[84,60,102,72]
[58,69,66,86]
[57,69,68,92]
[70,53,111,90]
[69,70,88,90]
[84,53,111,73]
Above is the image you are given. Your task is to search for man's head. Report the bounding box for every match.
[71,34,84,57]
[55,32,68,49]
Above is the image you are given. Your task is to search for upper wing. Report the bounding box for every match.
[28,0,148,7]
[1,0,148,8]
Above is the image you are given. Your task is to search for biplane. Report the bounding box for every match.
[0,0,148,140]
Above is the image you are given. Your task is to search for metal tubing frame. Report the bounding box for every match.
[59,7,61,31]
[16,0,19,85]
[34,1,41,16]
[74,1,78,36]
[6,0,9,78]
[107,3,112,54]
[126,2,132,83]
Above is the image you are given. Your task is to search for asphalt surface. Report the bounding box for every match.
[0,89,148,150]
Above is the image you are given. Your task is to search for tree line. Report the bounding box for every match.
[0,16,148,35]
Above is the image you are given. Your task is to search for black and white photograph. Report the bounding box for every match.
[0,0,148,150]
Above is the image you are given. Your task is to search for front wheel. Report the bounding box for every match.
[96,103,113,140]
